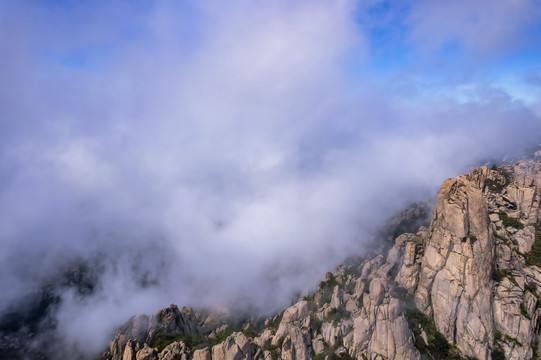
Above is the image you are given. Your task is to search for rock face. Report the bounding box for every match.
[136,344,158,360]
[416,167,495,359]
[193,348,211,360]
[159,341,189,360]
[148,305,201,340]
[212,333,254,360]
[102,160,541,360]
[110,305,201,360]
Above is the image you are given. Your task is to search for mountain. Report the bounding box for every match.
[98,160,541,360]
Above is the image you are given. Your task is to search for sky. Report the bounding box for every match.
[1,0,541,357]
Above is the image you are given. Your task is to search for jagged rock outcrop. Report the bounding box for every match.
[109,305,201,360]
[103,159,541,360]
[110,315,150,360]
[123,339,140,360]
[270,301,312,360]
[148,305,201,340]
[136,344,158,360]
[212,332,254,360]
[487,161,541,360]
[416,167,495,359]
[158,341,188,360]
[193,347,212,360]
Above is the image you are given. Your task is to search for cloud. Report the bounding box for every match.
[0,0,540,358]
[405,0,541,55]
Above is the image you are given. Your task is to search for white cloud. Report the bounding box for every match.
[406,0,541,55]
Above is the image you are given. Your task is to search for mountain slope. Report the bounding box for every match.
[101,160,541,360]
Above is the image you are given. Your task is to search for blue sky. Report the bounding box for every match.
[1,0,541,356]
[9,0,541,108]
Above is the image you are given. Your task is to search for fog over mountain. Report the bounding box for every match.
[1,0,541,356]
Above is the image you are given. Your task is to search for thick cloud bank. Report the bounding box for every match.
[1,0,541,357]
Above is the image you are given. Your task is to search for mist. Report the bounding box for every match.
[1,0,541,357]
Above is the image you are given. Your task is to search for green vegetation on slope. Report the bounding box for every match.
[148,331,183,352]
[319,276,340,292]
[492,269,518,286]
[484,167,511,193]
[498,212,524,229]
[148,327,241,353]
[526,225,541,267]
[323,306,351,325]
[317,274,341,305]
[392,285,467,360]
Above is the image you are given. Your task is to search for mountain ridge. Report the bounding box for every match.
[97,159,541,360]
